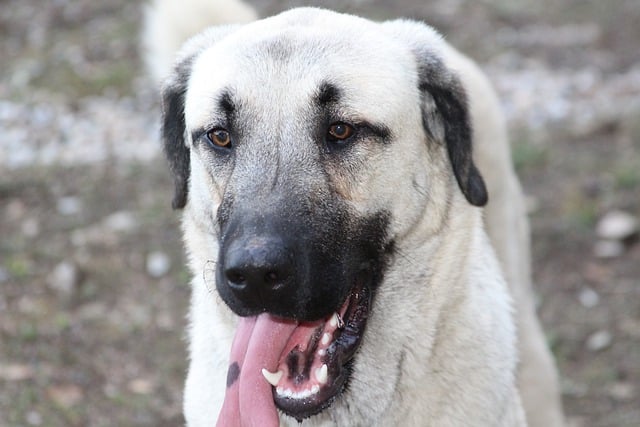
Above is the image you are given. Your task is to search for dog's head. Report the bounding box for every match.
[161,8,487,424]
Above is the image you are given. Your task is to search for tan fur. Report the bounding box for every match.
[145,1,563,426]
[142,0,258,83]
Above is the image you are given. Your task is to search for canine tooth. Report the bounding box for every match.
[329,312,339,328]
[321,332,331,346]
[329,312,345,329]
[261,368,283,386]
[316,364,328,385]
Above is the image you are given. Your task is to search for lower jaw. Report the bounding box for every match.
[274,378,343,421]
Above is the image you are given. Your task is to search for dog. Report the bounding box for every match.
[144,1,564,425]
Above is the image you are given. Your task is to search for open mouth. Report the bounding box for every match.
[216,282,372,425]
[267,283,370,420]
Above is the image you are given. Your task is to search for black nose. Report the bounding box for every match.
[222,235,295,302]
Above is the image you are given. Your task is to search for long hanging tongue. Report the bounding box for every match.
[216,313,298,427]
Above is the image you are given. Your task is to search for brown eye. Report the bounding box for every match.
[327,122,354,141]
[207,128,232,148]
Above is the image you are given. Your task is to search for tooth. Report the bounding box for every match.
[318,349,326,357]
[261,368,283,387]
[316,364,328,385]
[329,312,345,329]
[329,312,339,328]
[297,389,311,399]
[321,332,331,346]
[311,384,320,394]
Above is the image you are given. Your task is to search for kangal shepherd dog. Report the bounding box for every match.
[143,0,564,425]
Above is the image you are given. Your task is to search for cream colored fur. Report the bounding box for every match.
[144,1,564,426]
[142,0,258,83]
[445,48,565,427]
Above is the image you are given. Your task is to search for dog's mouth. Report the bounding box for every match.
[217,282,371,425]
[271,282,370,420]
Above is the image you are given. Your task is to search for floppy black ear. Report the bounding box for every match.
[380,19,487,206]
[159,26,241,209]
[162,63,191,210]
[418,63,488,207]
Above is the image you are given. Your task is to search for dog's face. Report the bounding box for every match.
[162,8,487,423]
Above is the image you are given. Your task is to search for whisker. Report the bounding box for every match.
[203,259,218,294]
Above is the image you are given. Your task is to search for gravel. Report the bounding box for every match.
[0,88,160,170]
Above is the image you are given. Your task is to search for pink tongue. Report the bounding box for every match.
[216,313,298,427]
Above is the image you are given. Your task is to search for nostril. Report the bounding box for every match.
[225,266,290,291]
[225,269,247,289]
[263,269,291,291]
[264,271,279,284]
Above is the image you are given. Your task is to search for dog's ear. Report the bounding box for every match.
[162,61,191,209]
[418,66,488,207]
[382,20,488,207]
[160,27,241,209]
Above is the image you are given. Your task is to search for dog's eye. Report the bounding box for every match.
[206,128,232,149]
[327,122,355,142]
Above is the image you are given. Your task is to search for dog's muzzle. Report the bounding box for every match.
[213,207,391,423]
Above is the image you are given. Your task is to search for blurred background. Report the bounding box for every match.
[1,0,638,425]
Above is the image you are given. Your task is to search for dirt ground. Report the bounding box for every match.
[1,0,638,426]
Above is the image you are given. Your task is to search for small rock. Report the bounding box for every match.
[0,363,34,381]
[146,251,171,278]
[21,217,40,238]
[577,287,599,308]
[593,240,624,258]
[128,378,154,395]
[156,312,175,331]
[56,196,82,216]
[26,411,42,426]
[585,330,613,352]
[102,211,138,233]
[608,381,636,402]
[596,210,639,241]
[48,261,81,296]
[47,384,84,407]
